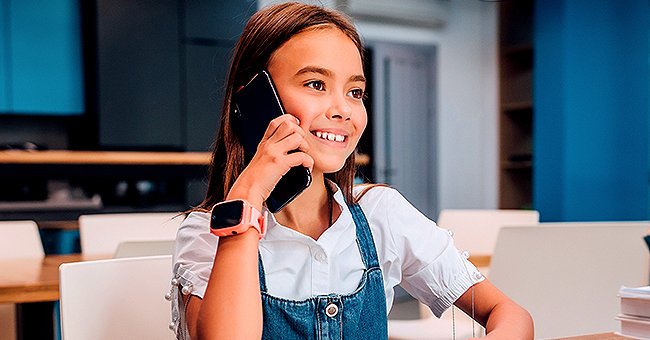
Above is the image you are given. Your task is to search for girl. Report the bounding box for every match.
[170,2,533,339]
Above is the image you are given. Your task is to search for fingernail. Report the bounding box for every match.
[296,118,300,125]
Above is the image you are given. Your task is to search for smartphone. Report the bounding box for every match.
[234,70,312,213]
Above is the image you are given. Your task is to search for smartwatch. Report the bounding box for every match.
[210,199,267,239]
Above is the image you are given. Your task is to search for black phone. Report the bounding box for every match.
[234,70,312,213]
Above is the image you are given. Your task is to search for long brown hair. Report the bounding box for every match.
[196,2,365,211]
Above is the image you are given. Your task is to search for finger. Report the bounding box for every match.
[284,152,314,172]
[259,132,305,161]
[273,131,310,154]
[262,115,301,141]
[264,121,306,146]
[285,114,300,126]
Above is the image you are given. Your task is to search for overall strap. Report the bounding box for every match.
[348,203,380,268]
[258,252,268,292]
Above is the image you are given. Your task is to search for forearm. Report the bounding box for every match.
[197,229,263,339]
[483,300,534,340]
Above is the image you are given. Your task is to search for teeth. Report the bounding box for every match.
[314,131,346,142]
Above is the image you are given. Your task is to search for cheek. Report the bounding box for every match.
[283,97,321,124]
[355,110,368,135]
[273,83,313,121]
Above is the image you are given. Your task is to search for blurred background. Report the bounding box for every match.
[0,0,648,226]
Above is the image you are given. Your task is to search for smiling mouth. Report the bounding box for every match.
[312,131,347,142]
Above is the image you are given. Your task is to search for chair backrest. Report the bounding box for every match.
[79,212,184,256]
[489,222,650,339]
[59,255,175,340]
[0,220,44,340]
[113,240,175,258]
[436,209,539,255]
[0,220,44,259]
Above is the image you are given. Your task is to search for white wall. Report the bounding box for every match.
[257,0,499,211]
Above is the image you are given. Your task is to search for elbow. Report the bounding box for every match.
[508,302,534,340]
[521,307,534,339]
[485,300,535,340]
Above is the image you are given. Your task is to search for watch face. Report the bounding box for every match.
[211,200,244,230]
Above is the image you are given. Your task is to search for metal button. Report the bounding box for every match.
[473,272,484,281]
[181,284,193,295]
[164,291,172,301]
[325,303,339,317]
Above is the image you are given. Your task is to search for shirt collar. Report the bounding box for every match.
[262,180,354,244]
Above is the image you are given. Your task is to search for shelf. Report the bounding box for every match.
[0,150,211,165]
[0,196,103,213]
[0,150,370,166]
[502,101,533,113]
[498,0,534,209]
[0,151,210,180]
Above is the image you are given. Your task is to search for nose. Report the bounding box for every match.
[326,94,352,121]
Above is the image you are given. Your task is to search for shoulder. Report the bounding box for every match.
[174,211,214,263]
[182,210,211,227]
[353,184,411,215]
[352,184,423,244]
[353,183,395,202]
[353,184,441,249]
[176,211,211,237]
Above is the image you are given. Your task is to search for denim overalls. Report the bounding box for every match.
[259,203,388,339]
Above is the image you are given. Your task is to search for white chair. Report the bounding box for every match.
[59,255,175,340]
[0,220,45,259]
[0,220,45,340]
[489,222,650,339]
[388,209,538,339]
[113,239,175,258]
[79,212,184,256]
[437,209,540,256]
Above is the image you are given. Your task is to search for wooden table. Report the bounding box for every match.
[0,254,105,304]
[0,254,107,340]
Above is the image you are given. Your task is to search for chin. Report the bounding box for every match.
[318,159,349,174]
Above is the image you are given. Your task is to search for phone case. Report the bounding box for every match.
[234,71,312,213]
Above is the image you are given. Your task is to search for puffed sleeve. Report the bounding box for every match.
[382,188,484,318]
[169,211,217,338]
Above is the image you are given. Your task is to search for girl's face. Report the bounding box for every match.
[267,27,367,174]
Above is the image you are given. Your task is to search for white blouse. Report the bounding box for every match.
[172,184,483,319]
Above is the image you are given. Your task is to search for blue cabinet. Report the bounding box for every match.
[0,0,83,115]
[0,1,7,111]
[534,0,650,221]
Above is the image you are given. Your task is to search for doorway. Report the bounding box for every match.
[368,42,438,219]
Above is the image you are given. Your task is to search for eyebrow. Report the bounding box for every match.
[296,66,366,83]
[349,74,366,83]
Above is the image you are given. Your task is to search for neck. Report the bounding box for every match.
[273,171,338,240]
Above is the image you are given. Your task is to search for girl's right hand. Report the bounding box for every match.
[226,114,314,209]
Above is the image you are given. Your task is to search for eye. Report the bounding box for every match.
[305,80,326,91]
[348,88,365,100]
